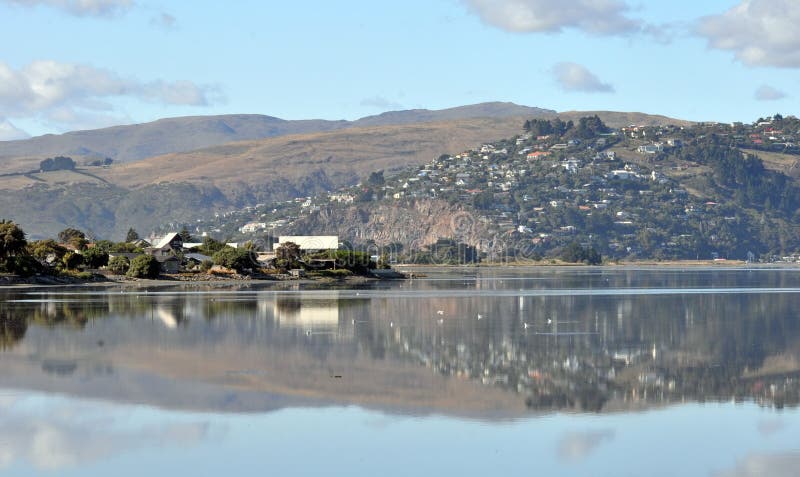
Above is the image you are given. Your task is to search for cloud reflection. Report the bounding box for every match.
[715,452,800,477]
[0,396,215,470]
[557,429,615,462]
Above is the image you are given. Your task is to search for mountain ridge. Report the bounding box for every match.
[0,102,557,169]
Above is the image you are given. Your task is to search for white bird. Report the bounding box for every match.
[389,321,394,328]
[477,314,483,320]
[546,318,552,324]
[523,322,530,329]
[437,310,444,315]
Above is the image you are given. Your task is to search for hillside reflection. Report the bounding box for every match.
[1,269,800,415]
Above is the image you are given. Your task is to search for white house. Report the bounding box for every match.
[277,236,339,251]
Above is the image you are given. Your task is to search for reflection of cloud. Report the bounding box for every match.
[757,418,786,436]
[0,397,213,470]
[557,429,615,462]
[1,0,133,17]
[715,452,800,477]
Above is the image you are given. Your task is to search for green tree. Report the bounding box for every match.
[179,226,193,242]
[198,236,226,255]
[367,170,385,187]
[212,247,254,273]
[0,220,28,273]
[61,251,84,270]
[83,247,109,268]
[275,241,301,269]
[126,255,160,278]
[0,220,28,268]
[108,256,130,275]
[58,228,87,250]
[125,228,140,242]
[27,239,67,267]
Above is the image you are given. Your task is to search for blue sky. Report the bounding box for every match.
[0,0,798,139]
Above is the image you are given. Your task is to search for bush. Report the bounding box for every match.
[108,256,130,275]
[126,255,160,278]
[200,259,213,272]
[212,247,254,273]
[83,247,109,268]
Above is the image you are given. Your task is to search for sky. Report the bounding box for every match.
[0,0,798,139]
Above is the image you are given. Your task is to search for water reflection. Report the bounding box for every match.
[0,268,799,416]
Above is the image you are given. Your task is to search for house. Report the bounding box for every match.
[277,236,339,251]
[526,151,550,160]
[155,255,180,273]
[637,144,664,154]
[153,233,183,253]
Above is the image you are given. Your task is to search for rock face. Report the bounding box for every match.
[285,199,490,249]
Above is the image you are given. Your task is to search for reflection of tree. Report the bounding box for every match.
[0,309,27,350]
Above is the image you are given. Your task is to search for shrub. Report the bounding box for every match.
[212,247,254,273]
[108,256,130,275]
[126,255,160,278]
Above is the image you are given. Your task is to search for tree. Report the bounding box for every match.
[367,170,385,187]
[58,228,87,250]
[198,236,225,255]
[212,247,254,273]
[179,226,193,242]
[126,255,160,278]
[39,156,75,172]
[275,241,301,269]
[27,239,67,268]
[108,256,130,275]
[125,228,140,242]
[0,220,28,263]
[61,251,84,270]
[82,247,109,268]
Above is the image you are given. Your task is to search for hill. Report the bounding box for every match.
[0,109,692,240]
[205,114,800,261]
[0,102,555,172]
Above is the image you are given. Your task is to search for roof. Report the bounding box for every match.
[154,233,181,249]
[185,253,212,262]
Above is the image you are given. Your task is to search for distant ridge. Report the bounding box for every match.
[0,102,555,167]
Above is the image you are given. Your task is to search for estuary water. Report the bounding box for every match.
[1,267,800,476]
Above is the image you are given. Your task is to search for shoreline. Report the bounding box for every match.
[3,260,799,289]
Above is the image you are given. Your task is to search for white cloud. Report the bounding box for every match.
[714,452,800,477]
[557,430,615,462]
[360,95,404,110]
[461,0,640,35]
[0,60,219,130]
[697,0,800,68]
[552,62,615,93]
[1,0,133,17]
[0,118,30,140]
[755,85,787,101]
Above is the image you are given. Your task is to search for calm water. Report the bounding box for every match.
[2,267,800,476]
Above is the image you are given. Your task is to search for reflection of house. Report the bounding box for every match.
[273,297,340,331]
